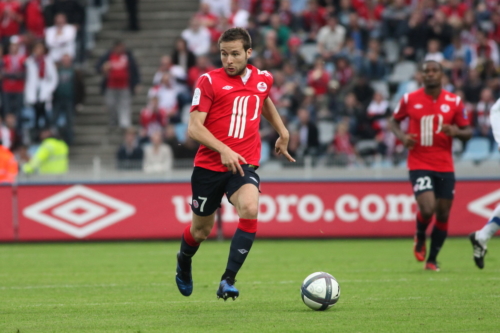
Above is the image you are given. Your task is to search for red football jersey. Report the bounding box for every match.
[190,64,273,172]
[393,88,469,172]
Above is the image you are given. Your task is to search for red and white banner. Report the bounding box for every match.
[9,180,500,241]
[0,185,14,241]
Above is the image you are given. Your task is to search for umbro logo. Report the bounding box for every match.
[414,104,423,109]
[238,249,249,254]
[222,86,233,90]
[249,177,258,183]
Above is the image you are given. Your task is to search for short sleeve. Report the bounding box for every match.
[393,93,409,121]
[453,98,470,127]
[190,74,214,113]
[265,71,274,99]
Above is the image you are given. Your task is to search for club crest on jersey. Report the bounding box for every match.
[257,82,267,92]
[440,104,450,113]
[192,88,201,106]
[192,199,199,209]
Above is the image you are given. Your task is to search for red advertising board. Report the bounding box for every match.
[0,185,14,241]
[14,180,500,241]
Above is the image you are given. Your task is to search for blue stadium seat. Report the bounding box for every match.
[490,143,500,161]
[174,123,188,143]
[461,137,491,163]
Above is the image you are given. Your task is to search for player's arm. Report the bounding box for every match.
[188,110,247,176]
[389,117,417,150]
[441,124,472,140]
[491,99,500,149]
[261,97,295,162]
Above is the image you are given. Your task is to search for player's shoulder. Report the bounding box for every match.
[249,64,274,82]
[197,68,225,86]
[400,88,424,105]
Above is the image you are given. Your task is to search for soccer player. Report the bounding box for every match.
[175,28,295,300]
[389,60,472,271]
[469,97,500,269]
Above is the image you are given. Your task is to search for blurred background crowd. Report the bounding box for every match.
[1,0,500,179]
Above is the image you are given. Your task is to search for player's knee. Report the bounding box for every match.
[420,207,434,221]
[238,201,259,219]
[435,212,449,223]
[191,226,211,243]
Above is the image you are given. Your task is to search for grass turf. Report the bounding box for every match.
[0,238,499,332]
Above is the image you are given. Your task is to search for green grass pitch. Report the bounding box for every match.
[1,238,499,332]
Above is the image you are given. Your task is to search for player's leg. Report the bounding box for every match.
[411,171,437,262]
[470,204,500,269]
[176,167,227,296]
[426,172,455,271]
[217,166,260,300]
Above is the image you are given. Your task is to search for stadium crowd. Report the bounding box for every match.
[114,0,500,173]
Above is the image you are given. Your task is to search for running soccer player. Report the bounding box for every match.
[389,60,472,271]
[469,97,500,269]
[175,28,295,300]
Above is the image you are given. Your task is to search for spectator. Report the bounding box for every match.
[148,72,180,124]
[463,69,484,104]
[363,49,386,81]
[140,96,168,140]
[449,57,468,90]
[187,55,215,90]
[152,55,186,87]
[181,18,212,56]
[197,2,218,31]
[53,54,84,145]
[2,37,26,126]
[317,15,346,61]
[229,0,250,28]
[202,0,231,19]
[45,13,76,63]
[346,12,369,52]
[338,37,364,73]
[307,57,330,97]
[284,36,307,73]
[23,0,45,39]
[440,0,468,19]
[277,0,297,31]
[3,113,20,150]
[25,42,58,130]
[332,56,354,88]
[337,0,354,27]
[124,0,139,31]
[472,30,500,68]
[351,75,374,109]
[403,12,429,61]
[381,0,410,40]
[475,87,495,143]
[116,127,143,170]
[143,130,173,173]
[262,29,282,69]
[171,37,196,75]
[96,40,140,129]
[443,34,473,67]
[0,0,23,50]
[424,39,445,64]
[266,13,290,53]
[296,108,320,157]
[328,119,356,166]
[23,127,68,175]
[426,10,453,48]
[367,91,390,134]
[0,136,17,183]
[302,0,327,39]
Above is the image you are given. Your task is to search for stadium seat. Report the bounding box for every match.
[461,137,491,164]
[317,120,335,145]
[299,43,319,65]
[382,39,400,64]
[490,143,500,161]
[174,123,188,143]
[260,141,271,164]
[370,80,390,98]
[388,61,417,83]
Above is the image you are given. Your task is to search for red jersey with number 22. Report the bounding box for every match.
[190,65,273,172]
[393,88,469,172]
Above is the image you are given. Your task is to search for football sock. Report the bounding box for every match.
[476,205,500,245]
[416,211,432,242]
[179,225,200,270]
[428,220,448,262]
[222,219,257,281]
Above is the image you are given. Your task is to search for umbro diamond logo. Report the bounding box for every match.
[249,177,258,183]
[238,249,249,254]
[467,189,500,219]
[414,104,423,109]
[222,86,233,90]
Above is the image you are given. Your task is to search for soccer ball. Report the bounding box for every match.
[300,272,340,311]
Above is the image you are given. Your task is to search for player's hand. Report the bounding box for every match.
[220,146,247,176]
[403,133,418,150]
[275,136,296,162]
[442,124,459,137]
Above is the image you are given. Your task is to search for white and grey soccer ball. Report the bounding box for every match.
[301,272,340,311]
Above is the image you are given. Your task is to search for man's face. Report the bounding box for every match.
[220,40,251,77]
[422,62,443,89]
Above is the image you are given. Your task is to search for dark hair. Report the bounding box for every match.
[421,60,443,72]
[218,28,252,51]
